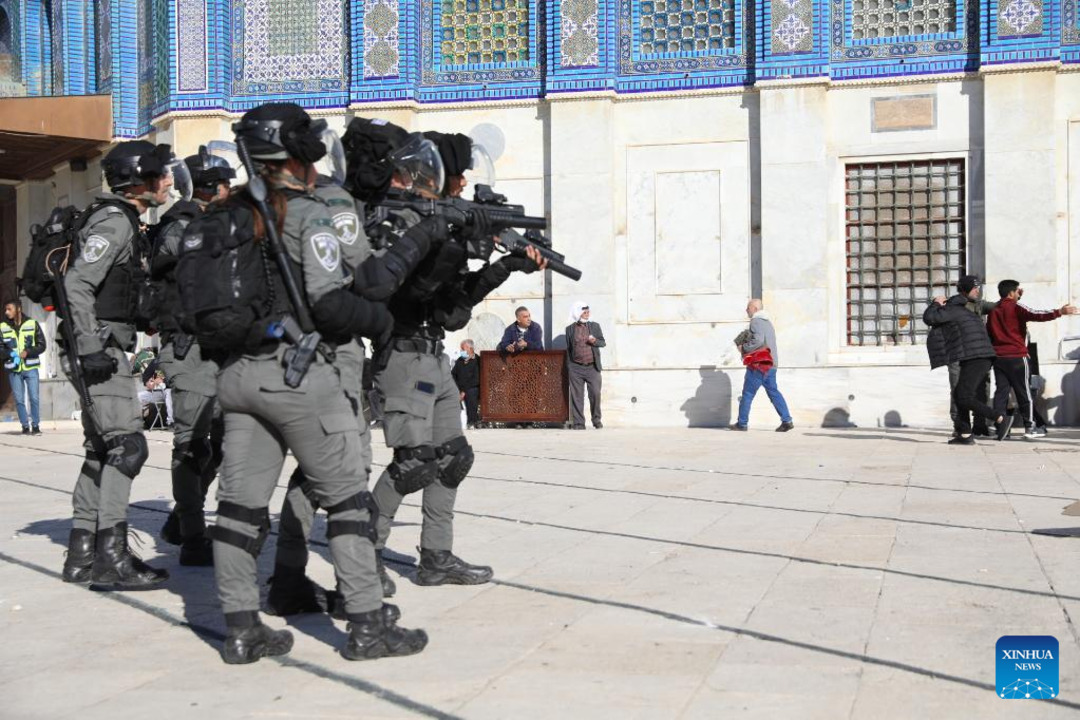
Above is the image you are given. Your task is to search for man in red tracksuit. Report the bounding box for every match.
[986,280,1077,439]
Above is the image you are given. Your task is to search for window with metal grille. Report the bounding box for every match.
[851,0,957,41]
[846,159,966,347]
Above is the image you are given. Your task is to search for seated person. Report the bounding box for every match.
[137,359,173,428]
[501,306,544,355]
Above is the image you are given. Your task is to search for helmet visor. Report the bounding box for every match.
[314,127,347,185]
[206,140,249,185]
[465,142,496,188]
[166,158,193,202]
[389,134,445,199]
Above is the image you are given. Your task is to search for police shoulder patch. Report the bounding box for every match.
[332,211,359,246]
[81,235,111,263]
[310,232,340,272]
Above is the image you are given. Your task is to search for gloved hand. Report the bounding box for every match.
[497,254,541,274]
[80,351,118,386]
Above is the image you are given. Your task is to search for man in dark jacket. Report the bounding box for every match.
[500,306,544,354]
[987,280,1077,438]
[924,280,1013,444]
[452,339,481,428]
[565,302,606,429]
[948,279,996,436]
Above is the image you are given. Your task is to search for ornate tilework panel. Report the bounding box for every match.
[50,0,63,93]
[97,0,112,93]
[851,0,957,41]
[562,0,600,66]
[440,0,531,66]
[998,0,1042,37]
[638,0,736,53]
[364,0,400,77]
[177,0,208,92]
[234,0,347,94]
[772,0,813,54]
[1066,0,1080,44]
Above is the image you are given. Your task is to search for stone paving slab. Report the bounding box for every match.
[2,422,1080,718]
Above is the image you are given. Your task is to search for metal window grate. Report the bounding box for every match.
[851,0,958,41]
[845,159,966,347]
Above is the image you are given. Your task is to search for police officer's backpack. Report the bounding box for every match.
[175,195,286,352]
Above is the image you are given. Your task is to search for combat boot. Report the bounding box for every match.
[159,512,182,546]
[89,523,168,591]
[416,548,493,586]
[264,566,326,616]
[221,612,294,665]
[179,535,214,567]
[341,606,427,661]
[61,529,95,584]
[328,587,402,623]
[376,554,396,597]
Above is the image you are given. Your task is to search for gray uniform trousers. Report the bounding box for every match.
[371,346,463,552]
[213,349,382,616]
[65,345,144,532]
[274,339,373,571]
[159,339,221,539]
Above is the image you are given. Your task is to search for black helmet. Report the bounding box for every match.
[184,145,236,190]
[422,131,472,177]
[102,141,175,192]
[341,117,410,203]
[233,102,327,163]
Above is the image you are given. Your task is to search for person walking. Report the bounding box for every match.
[452,340,481,429]
[565,302,605,429]
[986,280,1077,439]
[1,301,46,435]
[948,276,997,436]
[923,280,1014,444]
[731,299,793,432]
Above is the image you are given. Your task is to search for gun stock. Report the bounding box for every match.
[46,253,104,435]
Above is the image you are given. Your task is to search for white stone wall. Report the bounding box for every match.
[11,70,1080,427]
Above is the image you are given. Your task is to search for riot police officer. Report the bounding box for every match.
[152,146,234,566]
[268,119,445,612]
[59,141,175,591]
[203,103,427,664]
[368,131,546,588]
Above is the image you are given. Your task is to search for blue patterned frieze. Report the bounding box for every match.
[561,0,600,66]
[772,0,814,54]
[364,0,400,77]
[998,0,1042,38]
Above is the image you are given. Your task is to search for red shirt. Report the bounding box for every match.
[986,297,1060,358]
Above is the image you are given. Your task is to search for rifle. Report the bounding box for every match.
[45,250,105,435]
[380,184,583,281]
[234,136,321,388]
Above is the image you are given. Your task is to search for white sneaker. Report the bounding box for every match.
[1025,428,1047,439]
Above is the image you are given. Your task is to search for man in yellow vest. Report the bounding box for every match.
[2,301,46,435]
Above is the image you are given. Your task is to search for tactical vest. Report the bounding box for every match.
[149,201,201,336]
[84,202,150,324]
[1,318,41,372]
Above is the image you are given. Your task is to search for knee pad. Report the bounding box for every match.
[324,491,379,543]
[388,446,438,495]
[105,433,149,479]
[209,502,271,557]
[436,436,474,489]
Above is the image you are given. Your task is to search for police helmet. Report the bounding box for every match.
[184,145,236,190]
[341,117,411,203]
[233,102,327,164]
[102,141,175,192]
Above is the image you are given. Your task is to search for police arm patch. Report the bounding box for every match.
[332,212,359,246]
[81,235,111,263]
[310,232,341,272]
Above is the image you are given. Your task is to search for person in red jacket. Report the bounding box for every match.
[987,280,1077,438]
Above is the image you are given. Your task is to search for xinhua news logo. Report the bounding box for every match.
[997,636,1059,700]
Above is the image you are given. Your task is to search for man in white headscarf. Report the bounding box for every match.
[565,302,606,429]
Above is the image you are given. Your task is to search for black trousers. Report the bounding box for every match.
[953,358,999,435]
[949,361,991,432]
[993,356,1034,429]
[463,387,480,425]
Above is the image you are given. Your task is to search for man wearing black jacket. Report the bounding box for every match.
[452,339,481,428]
[923,276,1013,444]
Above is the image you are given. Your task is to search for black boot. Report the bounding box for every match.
[61,529,95,584]
[328,588,402,623]
[416,548,493,586]
[179,535,214,567]
[376,553,396,598]
[89,523,168,591]
[160,512,182,546]
[221,612,294,665]
[264,566,326,616]
[341,607,427,661]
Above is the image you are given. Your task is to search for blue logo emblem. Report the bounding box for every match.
[997,636,1058,699]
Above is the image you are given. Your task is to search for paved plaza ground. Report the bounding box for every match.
[3,421,1080,718]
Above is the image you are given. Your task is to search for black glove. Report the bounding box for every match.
[80,351,118,386]
[497,254,541,274]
